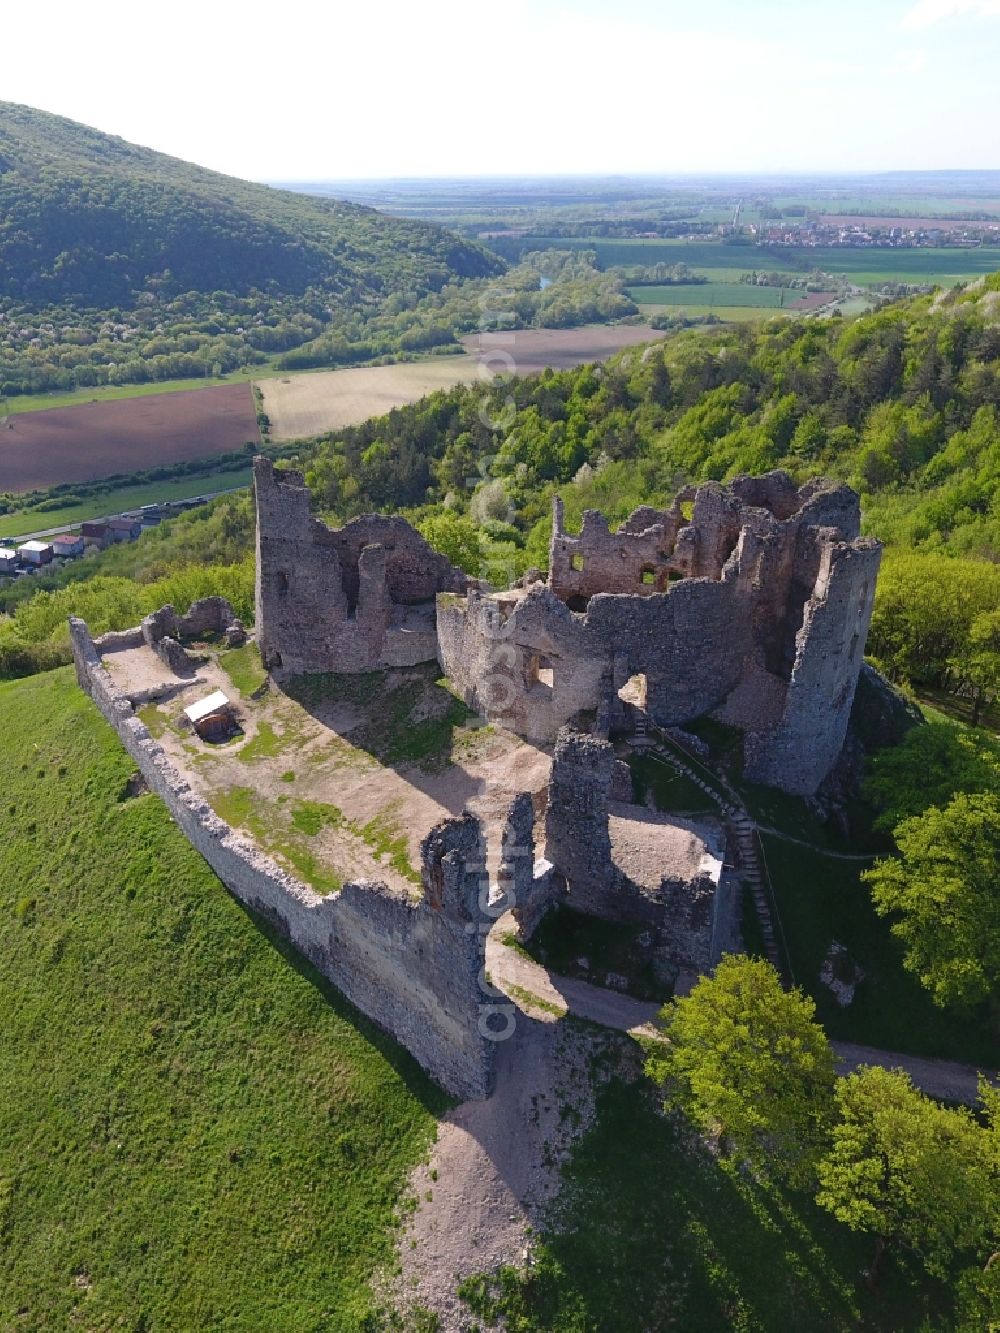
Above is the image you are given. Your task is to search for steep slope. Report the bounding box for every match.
[0,101,501,307]
[0,666,446,1326]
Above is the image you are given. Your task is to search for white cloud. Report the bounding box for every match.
[902,0,1000,30]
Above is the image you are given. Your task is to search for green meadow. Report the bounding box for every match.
[0,668,446,1329]
[627,281,803,308]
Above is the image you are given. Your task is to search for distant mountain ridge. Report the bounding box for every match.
[0,101,501,308]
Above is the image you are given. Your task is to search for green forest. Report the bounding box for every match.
[0,101,503,393]
[3,277,1000,716]
[0,105,650,398]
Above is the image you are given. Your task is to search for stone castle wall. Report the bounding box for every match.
[549,495,687,601]
[254,458,465,675]
[543,728,734,971]
[743,536,882,793]
[440,472,882,796]
[69,616,498,1100]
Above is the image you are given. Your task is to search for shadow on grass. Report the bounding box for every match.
[459,1077,949,1333]
[283,663,477,771]
[522,902,670,1003]
[755,832,997,1066]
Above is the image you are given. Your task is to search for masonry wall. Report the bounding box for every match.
[436,586,608,741]
[587,578,748,725]
[743,537,882,794]
[549,495,686,601]
[254,457,465,676]
[543,730,619,917]
[542,728,735,964]
[441,472,882,796]
[69,616,497,1100]
[438,574,748,743]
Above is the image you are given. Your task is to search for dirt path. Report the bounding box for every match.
[485,917,660,1034]
[831,1041,996,1103]
[486,929,996,1104]
[755,825,879,862]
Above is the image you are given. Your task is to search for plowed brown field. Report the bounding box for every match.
[0,383,259,493]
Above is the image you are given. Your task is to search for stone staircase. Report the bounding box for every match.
[627,710,790,984]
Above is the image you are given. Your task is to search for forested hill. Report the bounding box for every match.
[300,275,1000,561]
[3,279,1000,700]
[0,101,501,307]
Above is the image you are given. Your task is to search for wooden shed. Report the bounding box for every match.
[183,690,236,741]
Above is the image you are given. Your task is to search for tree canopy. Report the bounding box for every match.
[816,1067,997,1284]
[863,793,1000,1011]
[864,720,1000,831]
[647,956,836,1187]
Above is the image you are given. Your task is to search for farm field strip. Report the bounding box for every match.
[627,282,815,308]
[261,326,667,441]
[0,326,670,508]
[258,356,482,442]
[512,236,1000,285]
[0,382,260,494]
[635,304,796,323]
[2,368,269,416]
[0,466,254,541]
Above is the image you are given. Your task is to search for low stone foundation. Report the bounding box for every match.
[69,616,499,1100]
[543,727,734,974]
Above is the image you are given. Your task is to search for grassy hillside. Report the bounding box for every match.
[0,667,446,1328]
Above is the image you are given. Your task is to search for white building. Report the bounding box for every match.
[17,540,53,566]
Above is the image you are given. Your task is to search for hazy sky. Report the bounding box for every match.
[4,0,999,180]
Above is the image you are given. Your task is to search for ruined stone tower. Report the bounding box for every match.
[253,457,466,674]
[437,471,881,796]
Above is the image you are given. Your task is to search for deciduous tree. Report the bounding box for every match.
[864,793,1000,1011]
[647,956,835,1187]
[816,1067,996,1287]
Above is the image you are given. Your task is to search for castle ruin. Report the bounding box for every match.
[67,460,880,1100]
[256,458,881,797]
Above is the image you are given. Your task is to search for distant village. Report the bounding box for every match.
[745,216,1000,248]
[0,494,213,581]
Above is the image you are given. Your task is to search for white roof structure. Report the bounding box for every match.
[18,540,52,554]
[184,690,232,725]
[0,548,17,562]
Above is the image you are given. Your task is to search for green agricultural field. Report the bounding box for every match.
[0,668,446,1329]
[627,282,801,308]
[0,466,253,540]
[520,236,1000,287]
[769,192,1000,216]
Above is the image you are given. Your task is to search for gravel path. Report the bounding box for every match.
[831,1041,996,1103]
[487,929,997,1104]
